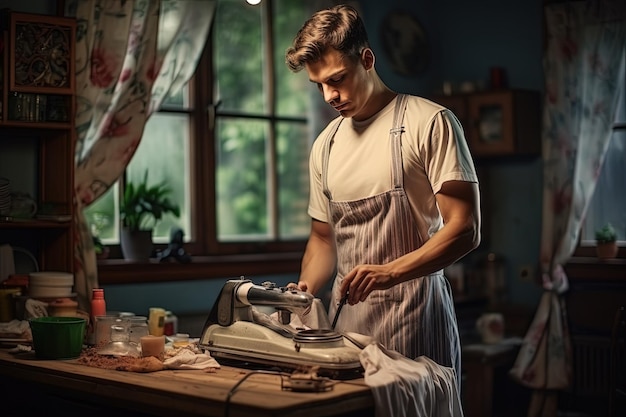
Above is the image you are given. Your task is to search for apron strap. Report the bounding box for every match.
[390,94,409,189]
[321,117,343,201]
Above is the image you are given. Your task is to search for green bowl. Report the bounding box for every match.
[29,316,86,359]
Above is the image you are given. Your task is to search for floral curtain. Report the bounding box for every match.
[65,0,216,312]
[509,1,626,415]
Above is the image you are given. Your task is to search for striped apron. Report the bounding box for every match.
[323,94,461,383]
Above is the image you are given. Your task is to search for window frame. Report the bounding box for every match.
[98,1,308,284]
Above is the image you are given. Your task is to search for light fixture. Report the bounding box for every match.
[246,0,261,5]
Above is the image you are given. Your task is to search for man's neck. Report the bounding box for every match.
[356,87,397,121]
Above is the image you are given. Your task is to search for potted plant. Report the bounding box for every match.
[595,222,618,259]
[120,171,180,260]
[89,212,110,260]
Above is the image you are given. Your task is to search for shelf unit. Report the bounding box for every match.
[0,11,76,273]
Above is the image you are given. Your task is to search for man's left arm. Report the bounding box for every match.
[340,180,481,304]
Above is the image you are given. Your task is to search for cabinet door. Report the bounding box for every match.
[468,92,516,155]
[467,90,541,157]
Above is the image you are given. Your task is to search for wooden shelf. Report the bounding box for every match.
[0,11,76,275]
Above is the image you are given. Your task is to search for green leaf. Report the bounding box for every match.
[120,169,181,232]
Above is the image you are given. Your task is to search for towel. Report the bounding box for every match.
[0,319,31,339]
[360,343,464,417]
[163,346,220,370]
[24,299,48,318]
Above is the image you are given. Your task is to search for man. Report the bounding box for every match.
[285,4,481,384]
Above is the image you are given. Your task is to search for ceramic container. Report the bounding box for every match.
[28,271,73,299]
[47,297,78,317]
[476,313,505,344]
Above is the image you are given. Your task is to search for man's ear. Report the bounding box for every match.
[361,48,375,70]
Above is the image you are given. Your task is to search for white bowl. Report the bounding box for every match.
[29,271,74,298]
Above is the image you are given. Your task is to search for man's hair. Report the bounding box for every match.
[285,4,370,73]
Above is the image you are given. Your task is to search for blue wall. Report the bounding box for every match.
[103,274,298,318]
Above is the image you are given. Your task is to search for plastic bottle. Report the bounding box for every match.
[163,310,178,336]
[87,288,107,345]
[91,288,107,317]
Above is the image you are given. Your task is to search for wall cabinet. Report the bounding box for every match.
[433,89,541,158]
[0,11,76,273]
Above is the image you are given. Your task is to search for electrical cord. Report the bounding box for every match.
[223,369,289,417]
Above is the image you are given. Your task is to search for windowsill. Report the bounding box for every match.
[97,254,626,285]
[97,252,303,285]
[564,256,626,281]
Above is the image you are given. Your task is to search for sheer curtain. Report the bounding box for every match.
[65,0,216,311]
[509,1,626,415]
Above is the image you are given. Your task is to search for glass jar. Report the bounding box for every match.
[129,315,149,345]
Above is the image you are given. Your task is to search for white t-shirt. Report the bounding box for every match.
[308,94,478,241]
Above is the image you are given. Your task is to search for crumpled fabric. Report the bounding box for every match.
[0,319,31,337]
[269,298,332,331]
[163,347,220,370]
[24,298,48,318]
[360,343,464,417]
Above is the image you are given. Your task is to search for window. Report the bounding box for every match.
[86,0,316,269]
[577,68,625,257]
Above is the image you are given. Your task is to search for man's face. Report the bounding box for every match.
[305,48,373,121]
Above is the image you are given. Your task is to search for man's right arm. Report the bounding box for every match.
[297,219,337,295]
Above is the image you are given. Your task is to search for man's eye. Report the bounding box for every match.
[316,83,323,91]
[329,76,343,84]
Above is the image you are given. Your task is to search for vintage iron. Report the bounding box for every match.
[199,277,365,376]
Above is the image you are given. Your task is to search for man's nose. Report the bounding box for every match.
[323,86,339,103]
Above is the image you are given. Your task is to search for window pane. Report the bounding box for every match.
[216,117,269,240]
[277,121,309,238]
[161,86,188,109]
[582,129,626,243]
[582,86,625,244]
[274,0,313,117]
[214,0,265,114]
[84,183,118,245]
[127,113,191,243]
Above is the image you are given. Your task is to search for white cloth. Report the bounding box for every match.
[24,298,48,318]
[163,347,220,370]
[291,298,333,330]
[268,297,333,331]
[0,319,30,336]
[360,343,464,417]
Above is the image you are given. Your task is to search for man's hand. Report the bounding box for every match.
[286,281,310,293]
[340,264,396,305]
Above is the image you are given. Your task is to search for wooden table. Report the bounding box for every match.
[0,349,374,417]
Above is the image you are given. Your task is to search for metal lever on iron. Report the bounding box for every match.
[236,281,314,309]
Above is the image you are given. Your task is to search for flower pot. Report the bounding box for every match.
[596,241,618,259]
[120,229,153,261]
